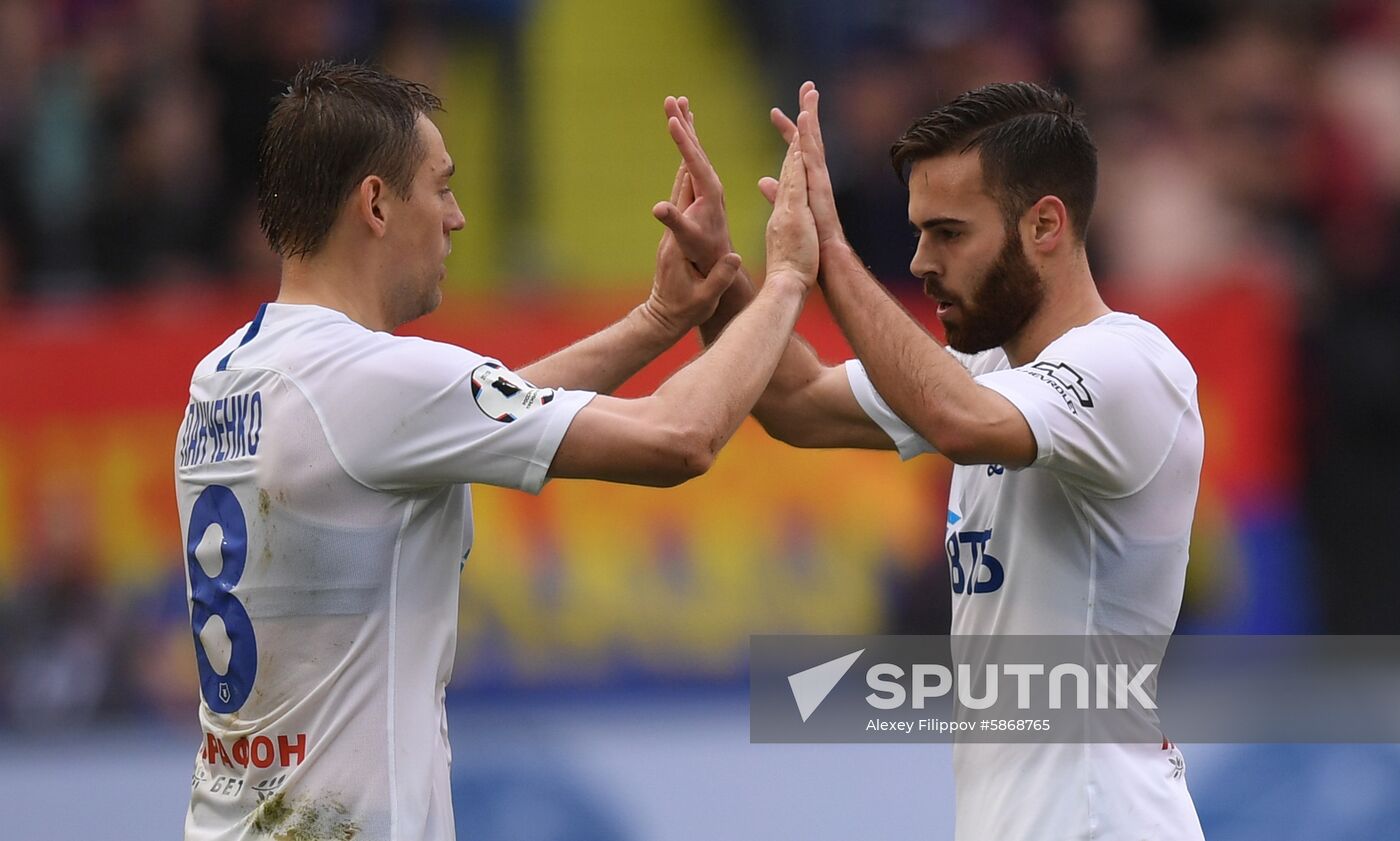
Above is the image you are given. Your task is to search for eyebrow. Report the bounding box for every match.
[910,216,966,230]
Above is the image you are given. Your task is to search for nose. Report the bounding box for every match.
[447,195,466,232]
[909,235,939,286]
[911,257,941,293]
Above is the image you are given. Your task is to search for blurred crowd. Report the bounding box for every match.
[0,0,510,300]
[4,0,1400,729]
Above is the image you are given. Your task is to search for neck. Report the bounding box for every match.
[276,247,392,332]
[1001,250,1110,367]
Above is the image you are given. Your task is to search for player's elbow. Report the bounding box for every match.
[754,412,800,447]
[930,409,1034,468]
[651,424,718,486]
[934,432,987,466]
[752,392,820,449]
[755,414,823,449]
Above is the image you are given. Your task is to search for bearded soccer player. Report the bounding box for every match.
[656,83,1204,840]
[174,61,821,840]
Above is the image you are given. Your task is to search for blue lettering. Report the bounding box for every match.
[248,392,262,456]
[178,392,264,468]
[947,528,1005,595]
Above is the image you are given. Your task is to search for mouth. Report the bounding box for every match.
[924,279,954,314]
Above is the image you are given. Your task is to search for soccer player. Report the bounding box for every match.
[656,83,1205,840]
[174,61,820,841]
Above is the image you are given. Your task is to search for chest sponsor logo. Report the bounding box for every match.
[946,527,1004,594]
[201,732,308,769]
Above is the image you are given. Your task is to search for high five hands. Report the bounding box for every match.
[641,144,744,337]
[653,88,824,294]
[653,83,841,305]
[761,82,849,256]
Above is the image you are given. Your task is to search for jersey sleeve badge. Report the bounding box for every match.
[469,362,555,422]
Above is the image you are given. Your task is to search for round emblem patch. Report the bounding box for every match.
[470,362,554,422]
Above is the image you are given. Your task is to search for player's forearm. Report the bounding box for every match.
[652,272,809,457]
[697,267,757,346]
[820,243,985,451]
[699,267,831,432]
[518,302,684,393]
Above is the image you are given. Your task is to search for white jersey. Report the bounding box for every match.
[174,302,594,841]
[846,312,1205,841]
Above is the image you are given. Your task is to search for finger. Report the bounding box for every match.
[667,161,686,206]
[796,111,828,185]
[801,86,826,155]
[677,170,695,211]
[652,200,702,240]
[703,251,742,292]
[666,97,711,174]
[666,115,723,199]
[757,176,778,205]
[799,80,815,101]
[669,97,711,163]
[796,110,839,219]
[777,140,808,207]
[770,107,798,144]
[675,97,711,170]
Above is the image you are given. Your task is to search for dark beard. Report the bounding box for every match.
[943,228,1045,354]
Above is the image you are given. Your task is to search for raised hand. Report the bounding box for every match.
[652,96,733,274]
[644,158,739,333]
[765,136,819,288]
[760,82,848,255]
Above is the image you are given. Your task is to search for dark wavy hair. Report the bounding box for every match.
[257,61,443,259]
[891,82,1097,239]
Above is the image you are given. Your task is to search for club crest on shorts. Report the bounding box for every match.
[470,362,554,422]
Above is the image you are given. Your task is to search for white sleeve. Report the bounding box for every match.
[318,336,595,494]
[843,359,937,460]
[974,331,1192,497]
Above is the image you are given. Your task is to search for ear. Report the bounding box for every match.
[355,175,390,239]
[1024,195,1069,255]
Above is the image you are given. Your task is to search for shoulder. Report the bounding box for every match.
[1042,312,1196,392]
[190,303,495,399]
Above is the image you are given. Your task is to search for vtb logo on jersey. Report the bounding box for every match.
[945,516,1005,595]
[470,362,555,423]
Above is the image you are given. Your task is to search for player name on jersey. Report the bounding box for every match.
[178,391,264,468]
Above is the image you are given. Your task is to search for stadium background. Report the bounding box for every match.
[1,0,1398,838]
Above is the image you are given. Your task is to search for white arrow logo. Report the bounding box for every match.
[787,649,864,722]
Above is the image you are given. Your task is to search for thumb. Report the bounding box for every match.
[652,200,677,224]
[704,252,742,290]
[653,201,697,239]
[757,177,778,205]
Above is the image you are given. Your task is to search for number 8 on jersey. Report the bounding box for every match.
[186,484,258,714]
